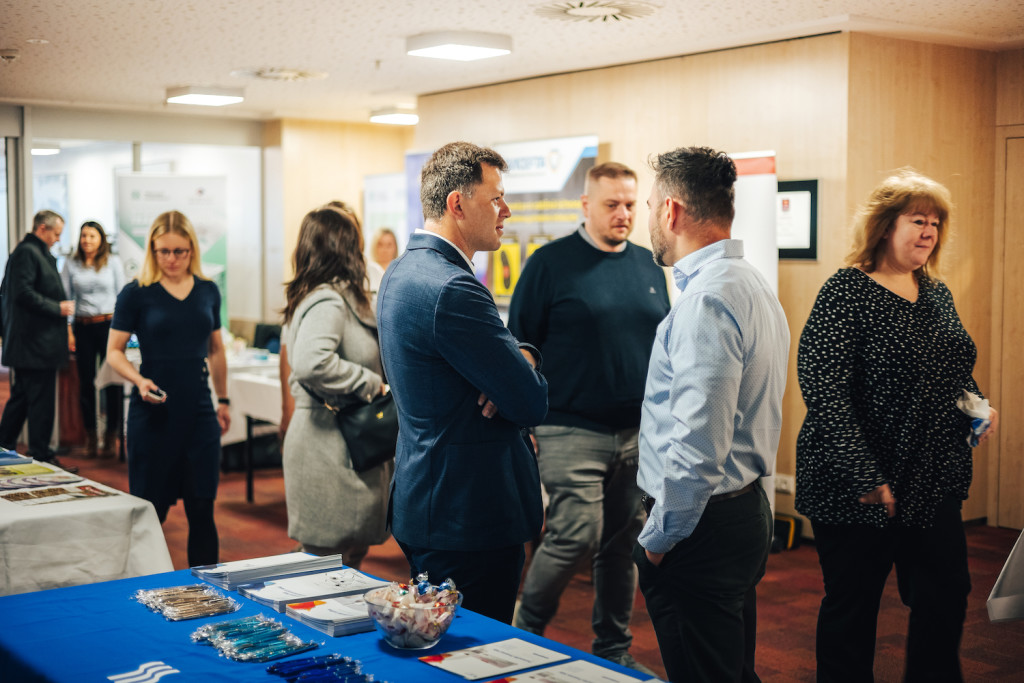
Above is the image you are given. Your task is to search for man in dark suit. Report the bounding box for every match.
[376,141,548,623]
[0,210,77,472]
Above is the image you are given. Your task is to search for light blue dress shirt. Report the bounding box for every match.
[61,255,126,318]
[637,239,789,553]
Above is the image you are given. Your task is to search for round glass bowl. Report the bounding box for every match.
[364,586,460,650]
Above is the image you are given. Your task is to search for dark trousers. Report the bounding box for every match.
[153,496,219,567]
[72,320,121,435]
[397,540,525,624]
[634,484,772,683]
[812,499,971,683]
[0,367,57,460]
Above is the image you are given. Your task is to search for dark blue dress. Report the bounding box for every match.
[111,277,222,508]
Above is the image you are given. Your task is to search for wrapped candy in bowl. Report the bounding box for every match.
[364,575,461,650]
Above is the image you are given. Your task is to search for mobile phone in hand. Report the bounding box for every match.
[146,388,167,402]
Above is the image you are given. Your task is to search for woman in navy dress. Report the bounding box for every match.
[106,210,230,567]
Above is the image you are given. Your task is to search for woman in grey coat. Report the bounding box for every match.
[281,207,392,568]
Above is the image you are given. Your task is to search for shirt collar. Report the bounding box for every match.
[415,228,474,271]
[671,238,744,290]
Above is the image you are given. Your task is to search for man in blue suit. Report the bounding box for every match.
[377,141,548,623]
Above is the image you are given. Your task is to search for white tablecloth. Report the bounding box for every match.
[0,461,173,596]
[230,371,283,425]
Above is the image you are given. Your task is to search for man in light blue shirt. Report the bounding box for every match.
[634,146,789,682]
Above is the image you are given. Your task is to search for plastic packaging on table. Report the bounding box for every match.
[192,614,319,662]
[266,653,380,681]
[133,584,241,621]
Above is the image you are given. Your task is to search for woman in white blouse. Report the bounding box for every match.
[61,221,125,457]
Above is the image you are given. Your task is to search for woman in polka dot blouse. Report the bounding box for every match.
[795,169,998,683]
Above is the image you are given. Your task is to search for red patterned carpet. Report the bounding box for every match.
[3,368,1024,681]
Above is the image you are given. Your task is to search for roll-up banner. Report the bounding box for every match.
[730,151,779,296]
[116,175,228,326]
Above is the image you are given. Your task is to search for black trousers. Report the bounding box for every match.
[812,499,971,683]
[73,319,122,435]
[153,496,218,568]
[397,540,525,624]
[0,367,57,460]
[634,484,772,683]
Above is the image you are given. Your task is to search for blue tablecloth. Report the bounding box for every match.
[0,569,647,682]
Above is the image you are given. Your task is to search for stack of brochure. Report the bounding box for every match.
[191,553,345,590]
[239,568,388,612]
[286,593,376,637]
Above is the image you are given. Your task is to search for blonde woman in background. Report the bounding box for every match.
[107,210,230,567]
[368,227,398,292]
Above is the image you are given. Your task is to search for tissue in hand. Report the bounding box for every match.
[956,390,991,447]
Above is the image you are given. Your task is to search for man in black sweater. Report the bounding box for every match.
[508,162,669,674]
[0,210,77,472]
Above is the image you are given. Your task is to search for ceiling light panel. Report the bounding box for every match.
[165,86,245,107]
[370,107,419,125]
[31,143,60,156]
[406,31,513,61]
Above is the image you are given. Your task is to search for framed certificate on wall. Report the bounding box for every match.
[777,179,818,260]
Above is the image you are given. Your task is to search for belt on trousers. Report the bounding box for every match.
[76,313,113,324]
[641,481,757,515]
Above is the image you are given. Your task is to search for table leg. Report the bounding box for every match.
[246,415,254,503]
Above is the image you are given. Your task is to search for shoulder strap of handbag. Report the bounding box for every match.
[336,285,388,385]
[299,383,342,415]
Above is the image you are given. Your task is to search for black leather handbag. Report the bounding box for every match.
[302,385,398,473]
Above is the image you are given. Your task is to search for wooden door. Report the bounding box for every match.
[998,135,1024,529]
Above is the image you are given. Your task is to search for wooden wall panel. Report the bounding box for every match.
[847,34,997,521]
[996,49,1024,127]
[416,33,851,519]
[278,120,413,279]
[991,50,1024,527]
[415,32,1000,524]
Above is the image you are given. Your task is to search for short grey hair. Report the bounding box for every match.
[33,209,64,231]
[420,142,508,222]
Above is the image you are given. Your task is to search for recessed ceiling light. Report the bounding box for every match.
[166,86,245,107]
[406,31,512,61]
[369,107,419,125]
[31,143,60,156]
[535,1,657,22]
[25,38,50,45]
